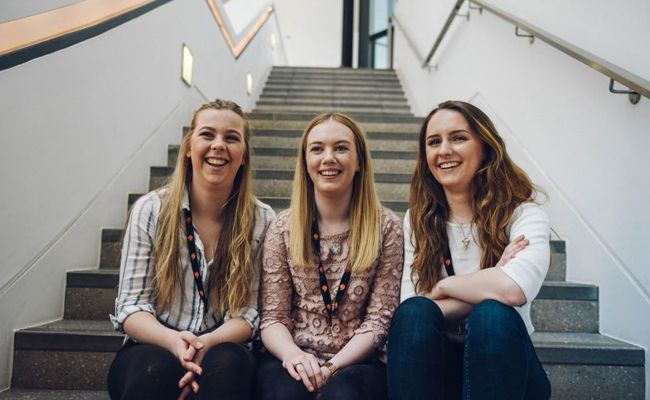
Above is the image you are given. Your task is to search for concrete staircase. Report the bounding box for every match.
[1,67,645,399]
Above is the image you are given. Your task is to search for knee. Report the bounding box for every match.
[391,296,444,331]
[119,346,182,395]
[320,375,360,400]
[202,342,252,372]
[467,300,524,349]
[468,300,519,331]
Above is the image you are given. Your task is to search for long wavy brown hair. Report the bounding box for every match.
[289,113,381,273]
[409,100,536,294]
[153,99,256,317]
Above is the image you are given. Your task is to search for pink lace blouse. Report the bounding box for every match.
[260,207,404,362]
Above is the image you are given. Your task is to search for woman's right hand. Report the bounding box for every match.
[165,330,203,377]
[497,234,529,267]
[282,350,325,393]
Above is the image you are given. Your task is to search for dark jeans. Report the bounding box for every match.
[107,340,255,400]
[387,297,551,400]
[254,351,388,400]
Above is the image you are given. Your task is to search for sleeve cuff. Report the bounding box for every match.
[111,304,156,332]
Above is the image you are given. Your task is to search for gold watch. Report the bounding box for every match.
[321,361,340,376]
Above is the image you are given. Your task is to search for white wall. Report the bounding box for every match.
[0,0,282,389]
[393,0,650,395]
[273,0,342,67]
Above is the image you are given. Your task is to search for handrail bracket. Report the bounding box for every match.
[469,2,483,14]
[609,79,641,104]
[515,26,534,44]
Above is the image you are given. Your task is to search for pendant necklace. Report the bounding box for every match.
[330,242,342,256]
[453,217,473,250]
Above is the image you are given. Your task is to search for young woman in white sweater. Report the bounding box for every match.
[387,100,551,400]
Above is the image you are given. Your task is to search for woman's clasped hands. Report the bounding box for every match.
[164,330,207,400]
[282,350,332,393]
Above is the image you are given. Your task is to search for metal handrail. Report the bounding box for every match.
[472,0,649,99]
[409,0,649,100]
[423,0,466,68]
[390,14,426,67]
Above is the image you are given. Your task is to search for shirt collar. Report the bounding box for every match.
[182,187,190,211]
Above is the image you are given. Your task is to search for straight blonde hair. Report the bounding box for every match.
[153,99,256,317]
[289,113,381,273]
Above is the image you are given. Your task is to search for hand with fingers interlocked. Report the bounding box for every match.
[176,336,209,400]
[281,350,330,393]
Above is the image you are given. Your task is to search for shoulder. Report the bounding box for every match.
[380,206,403,235]
[268,208,291,233]
[508,202,550,237]
[130,190,164,218]
[253,198,277,225]
[510,202,549,225]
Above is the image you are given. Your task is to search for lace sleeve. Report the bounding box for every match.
[259,214,295,332]
[354,209,404,349]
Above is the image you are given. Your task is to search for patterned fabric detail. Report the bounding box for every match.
[111,189,275,340]
[260,207,404,362]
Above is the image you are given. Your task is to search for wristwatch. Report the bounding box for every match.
[321,361,340,376]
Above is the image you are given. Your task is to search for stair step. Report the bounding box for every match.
[260,90,407,101]
[99,229,122,269]
[263,83,405,93]
[150,166,415,194]
[62,270,578,329]
[253,128,420,141]
[256,98,410,109]
[252,136,417,152]
[548,240,566,281]
[12,320,122,390]
[254,155,416,174]
[168,144,417,172]
[64,269,118,320]
[249,117,422,132]
[0,389,109,399]
[12,320,642,393]
[249,111,421,124]
[255,104,412,116]
[534,281,598,332]
[271,66,396,75]
[532,332,645,399]
[265,77,402,86]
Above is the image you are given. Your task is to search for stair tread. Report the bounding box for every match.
[0,389,108,399]
[16,320,642,365]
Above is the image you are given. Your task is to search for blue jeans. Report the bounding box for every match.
[387,297,551,400]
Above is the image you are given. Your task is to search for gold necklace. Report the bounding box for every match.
[452,217,473,250]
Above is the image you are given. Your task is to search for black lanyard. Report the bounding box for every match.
[182,208,209,314]
[311,218,352,326]
[442,244,456,277]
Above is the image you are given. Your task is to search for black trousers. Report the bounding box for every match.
[254,351,387,400]
[107,340,255,400]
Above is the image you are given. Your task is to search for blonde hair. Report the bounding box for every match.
[153,99,256,317]
[409,101,537,294]
[289,113,381,272]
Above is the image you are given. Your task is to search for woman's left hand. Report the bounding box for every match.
[497,234,529,267]
[177,336,208,400]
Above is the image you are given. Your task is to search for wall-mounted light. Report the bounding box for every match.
[270,32,277,49]
[246,72,253,96]
[181,44,193,86]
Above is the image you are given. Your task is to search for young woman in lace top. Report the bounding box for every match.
[108,99,274,400]
[387,101,551,399]
[255,113,404,400]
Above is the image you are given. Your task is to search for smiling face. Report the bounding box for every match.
[305,119,360,200]
[186,108,246,193]
[425,109,484,196]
